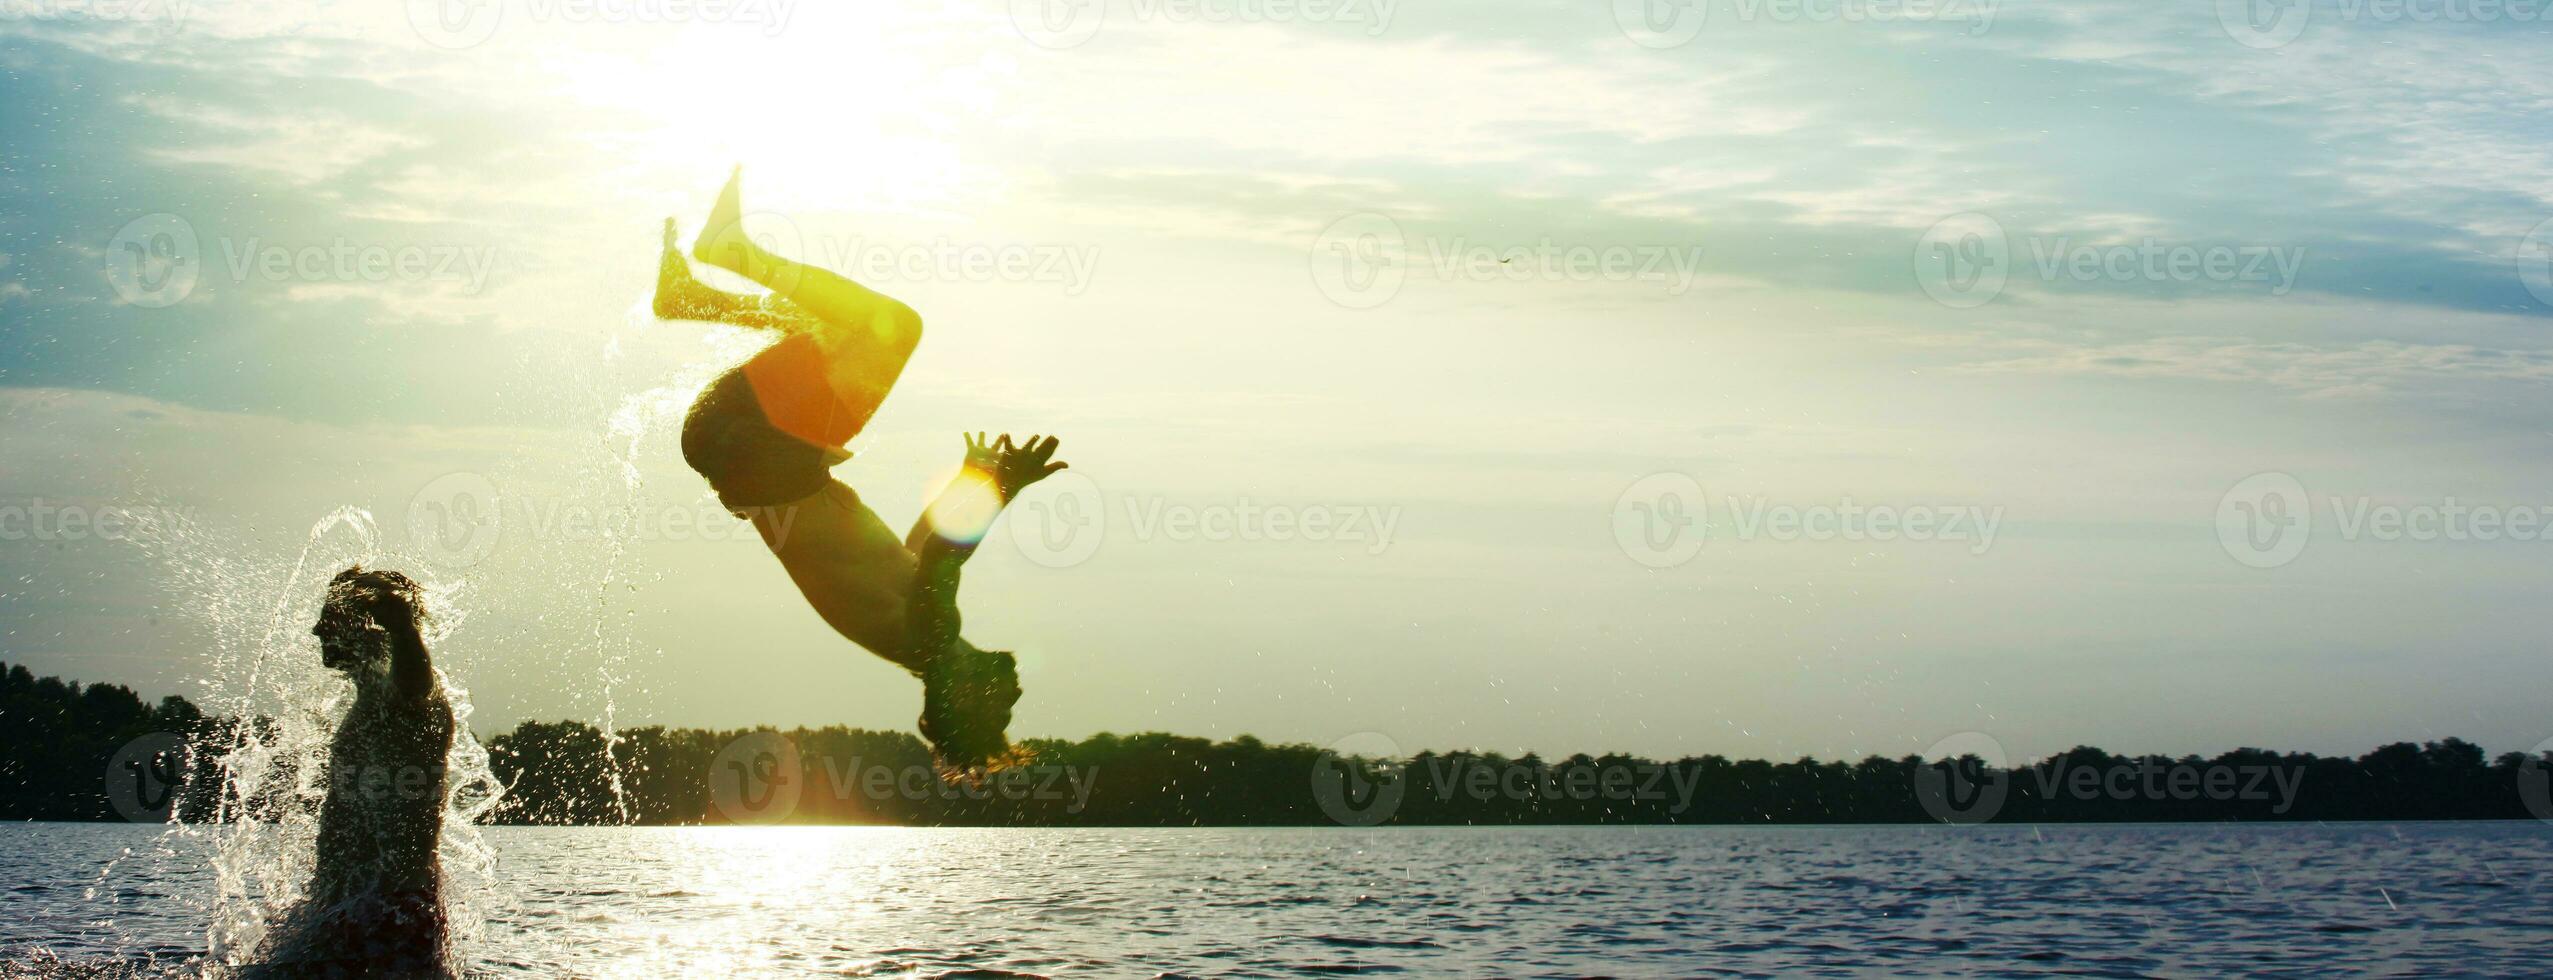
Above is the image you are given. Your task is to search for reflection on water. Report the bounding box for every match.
[4,822,2550,977]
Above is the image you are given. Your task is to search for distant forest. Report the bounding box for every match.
[6,662,2550,826]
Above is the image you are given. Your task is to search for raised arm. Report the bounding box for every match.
[904,433,1068,563]
[902,433,1067,664]
[904,432,1002,561]
[373,589,438,704]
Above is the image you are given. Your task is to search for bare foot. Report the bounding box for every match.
[690,165,763,279]
[653,218,723,321]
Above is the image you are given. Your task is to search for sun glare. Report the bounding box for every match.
[924,466,1004,545]
[559,14,980,217]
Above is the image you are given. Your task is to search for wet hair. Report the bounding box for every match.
[918,648,1025,774]
[320,565,426,633]
[927,720,1025,776]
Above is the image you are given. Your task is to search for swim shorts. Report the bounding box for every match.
[681,334,880,512]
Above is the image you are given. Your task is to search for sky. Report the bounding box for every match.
[3,0,2552,764]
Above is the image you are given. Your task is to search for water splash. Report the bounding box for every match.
[120,507,510,974]
[56,302,765,974]
[582,391,650,827]
[570,320,764,828]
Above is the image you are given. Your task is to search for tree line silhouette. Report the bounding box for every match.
[6,662,2549,825]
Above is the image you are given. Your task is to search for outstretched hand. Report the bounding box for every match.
[963,431,1001,476]
[965,432,1067,502]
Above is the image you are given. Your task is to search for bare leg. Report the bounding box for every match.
[662,177,932,661]
[690,167,923,415]
[669,170,1037,769]
[655,219,814,330]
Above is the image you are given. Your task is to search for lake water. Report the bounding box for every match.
[3,822,2548,977]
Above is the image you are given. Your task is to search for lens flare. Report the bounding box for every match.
[925,468,1002,546]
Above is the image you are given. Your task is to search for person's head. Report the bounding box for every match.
[917,643,1024,773]
[313,566,423,678]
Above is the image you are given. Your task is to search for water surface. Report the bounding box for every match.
[4,822,2548,977]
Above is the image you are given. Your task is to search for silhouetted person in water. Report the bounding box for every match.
[279,566,454,977]
[655,167,1064,770]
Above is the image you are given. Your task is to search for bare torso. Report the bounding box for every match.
[311,687,455,908]
[748,480,928,666]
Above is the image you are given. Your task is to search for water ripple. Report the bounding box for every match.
[1,823,2549,977]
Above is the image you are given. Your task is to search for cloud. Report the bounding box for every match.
[0,19,671,424]
[12,0,2553,757]
[144,101,430,189]
[1012,22,1800,169]
[1960,335,2553,398]
[1977,2,2553,260]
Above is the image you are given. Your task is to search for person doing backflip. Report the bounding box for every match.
[654,167,1064,770]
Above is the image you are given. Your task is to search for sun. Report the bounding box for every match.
[554,11,984,218]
